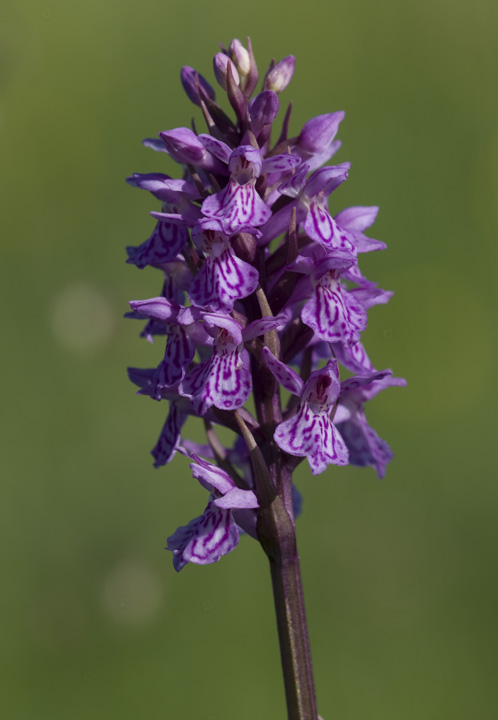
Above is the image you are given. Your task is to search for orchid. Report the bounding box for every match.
[125,37,405,720]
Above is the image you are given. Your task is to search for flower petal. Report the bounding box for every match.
[202,181,272,235]
[151,404,187,467]
[262,347,304,396]
[303,202,354,254]
[189,248,259,311]
[167,500,239,571]
[151,326,196,397]
[301,278,367,347]
[179,349,252,415]
[274,405,349,474]
[337,414,393,479]
[213,487,259,510]
[126,221,189,268]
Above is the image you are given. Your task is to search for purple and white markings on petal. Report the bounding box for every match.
[241,313,289,342]
[166,455,258,571]
[126,216,189,268]
[262,346,304,395]
[128,298,213,398]
[179,317,252,415]
[263,350,349,475]
[126,168,203,269]
[150,325,196,399]
[301,264,367,348]
[337,411,394,479]
[167,500,239,571]
[201,146,272,234]
[300,165,356,255]
[151,403,187,467]
[333,340,376,374]
[189,221,259,311]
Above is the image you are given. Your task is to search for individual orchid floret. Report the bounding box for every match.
[178,312,287,415]
[213,52,240,90]
[200,141,301,235]
[180,66,216,107]
[334,372,407,478]
[125,175,201,268]
[167,453,259,571]
[189,219,259,311]
[201,145,271,234]
[264,55,295,93]
[178,314,252,415]
[128,298,212,399]
[263,349,349,475]
[299,254,368,347]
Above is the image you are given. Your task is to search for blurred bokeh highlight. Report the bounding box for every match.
[1,0,497,718]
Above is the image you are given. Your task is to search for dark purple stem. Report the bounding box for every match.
[258,490,318,720]
[247,281,318,719]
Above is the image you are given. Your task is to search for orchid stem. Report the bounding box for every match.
[258,494,319,720]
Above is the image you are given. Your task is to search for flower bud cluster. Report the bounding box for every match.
[126,38,405,571]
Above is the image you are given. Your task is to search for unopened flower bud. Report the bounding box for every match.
[180,66,216,107]
[265,55,295,93]
[213,53,240,90]
[249,91,279,134]
[229,38,251,76]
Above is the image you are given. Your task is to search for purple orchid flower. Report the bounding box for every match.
[290,252,368,348]
[199,141,301,234]
[125,174,202,268]
[128,298,212,399]
[263,348,349,475]
[189,219,259,311]
[167,452,259,571]
[178,313,287,415]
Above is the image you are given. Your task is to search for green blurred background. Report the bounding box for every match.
[1,0,497,718]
